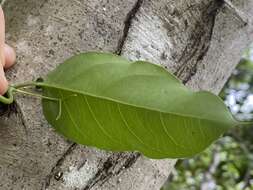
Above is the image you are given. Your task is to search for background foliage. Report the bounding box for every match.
[163,47,253,190]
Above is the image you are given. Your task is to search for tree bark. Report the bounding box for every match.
[0,0,252,189]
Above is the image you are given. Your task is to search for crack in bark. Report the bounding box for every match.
[42,143,77,189]
[13,102,30,139]
[222,0,248,26]
[83,153,140,190]
[174,0,224,83]
[116,0,144,55]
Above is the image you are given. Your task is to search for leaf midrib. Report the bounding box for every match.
[40,82,236,127]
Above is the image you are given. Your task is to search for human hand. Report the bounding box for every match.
[0,6,16,95]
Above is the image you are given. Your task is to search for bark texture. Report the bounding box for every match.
[0,0,253,189]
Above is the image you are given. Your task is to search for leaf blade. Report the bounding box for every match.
[42,52,238,159]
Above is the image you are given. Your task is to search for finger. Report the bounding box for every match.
[4,44,16,68]
[0,66,8,95]
[0,6,5,67]
[0,6,7,95]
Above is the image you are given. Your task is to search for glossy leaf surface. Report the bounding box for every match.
[41,52,238,159]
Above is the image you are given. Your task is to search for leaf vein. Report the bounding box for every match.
[159,112,184,149]
[83,95,122,146]
[59,91,89,140]
[116,103,163,154]
[198,119,206,139]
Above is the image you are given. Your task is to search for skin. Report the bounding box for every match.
[0,6,16,95]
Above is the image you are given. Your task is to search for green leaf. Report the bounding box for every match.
[41,52,238,159]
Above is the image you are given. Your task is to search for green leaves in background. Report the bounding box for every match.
[40,52,238,159]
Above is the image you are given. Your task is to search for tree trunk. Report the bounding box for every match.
[0,0,252,189]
